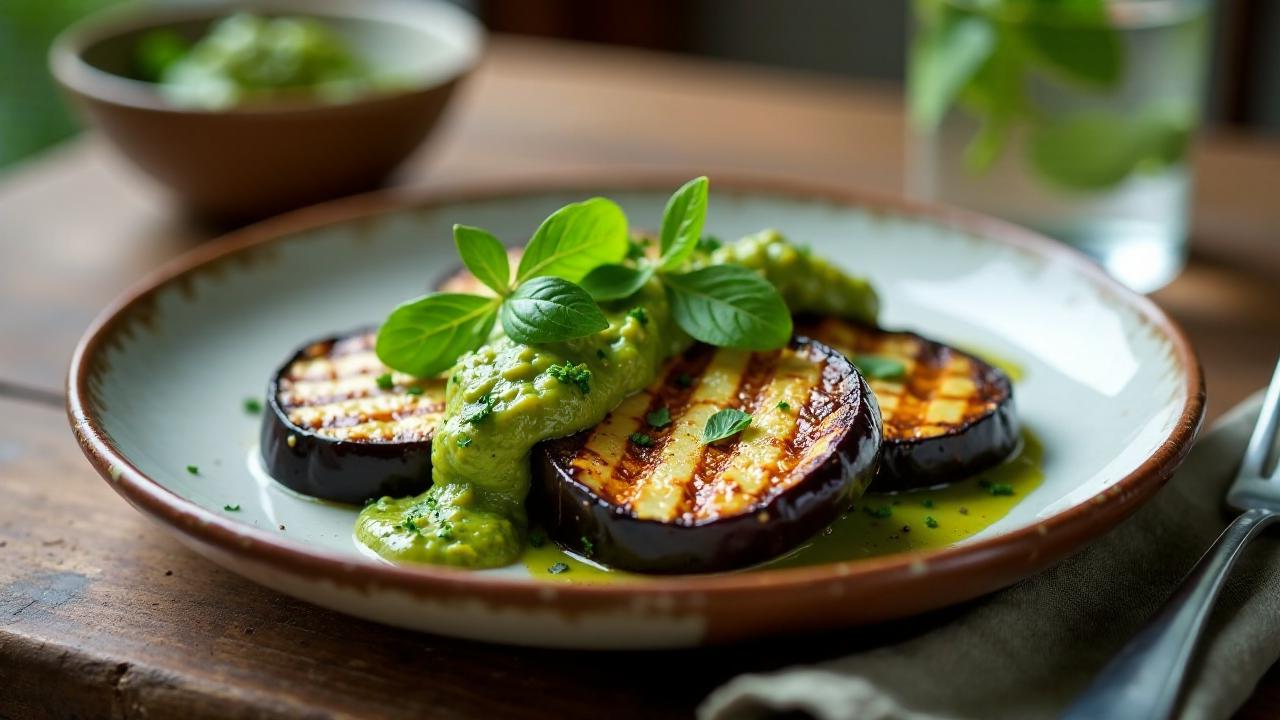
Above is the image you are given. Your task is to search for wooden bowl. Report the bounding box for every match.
[50,0,482,223]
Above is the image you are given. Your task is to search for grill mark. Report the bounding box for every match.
[801,318,1007,442]
[599,346,715,508]
[687,348,780,521]
[288,399,447,430]
[275,331,446,444]
[626,348,748,522]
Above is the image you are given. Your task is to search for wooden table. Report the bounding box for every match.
[2,37,1278,719]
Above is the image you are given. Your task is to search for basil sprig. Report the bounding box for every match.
[376,177,794,378]
[375,199,627,376]
[580,176,792,350]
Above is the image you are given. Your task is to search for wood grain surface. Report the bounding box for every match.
[1,36,1279,719]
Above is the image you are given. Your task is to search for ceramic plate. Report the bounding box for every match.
[68,176,1204,648]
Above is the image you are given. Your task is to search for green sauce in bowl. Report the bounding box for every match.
[135,13,395,109]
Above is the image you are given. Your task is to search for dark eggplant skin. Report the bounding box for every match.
[793,316,1020,492]
[260,329,437,505]
[533,337,883,574]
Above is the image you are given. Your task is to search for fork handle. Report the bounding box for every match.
[1062,507,1279,720]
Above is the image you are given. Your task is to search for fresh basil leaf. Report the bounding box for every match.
[453,225,511,296]
[658,176,709,270]
[579,263,654,301]
[702,408,752,444]
[516,197,629,283]
[376,293,499,377]
[500,276,610,344]
[908,12,996,132]
[664,265,792,350]
[851,354,907,381]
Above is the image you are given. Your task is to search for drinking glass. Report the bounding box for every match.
[907,0,1211,293]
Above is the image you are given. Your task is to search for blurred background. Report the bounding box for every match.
[4,0,1278,170]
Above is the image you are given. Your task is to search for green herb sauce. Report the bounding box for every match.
[356,233,878,568]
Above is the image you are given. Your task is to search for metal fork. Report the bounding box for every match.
[1063,359,1280,720]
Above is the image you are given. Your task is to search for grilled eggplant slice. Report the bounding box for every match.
[261,330,447,503]
[795,316,1019,491]
[535,337,882,574]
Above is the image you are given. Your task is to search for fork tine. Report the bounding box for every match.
[1238,358,1280,482]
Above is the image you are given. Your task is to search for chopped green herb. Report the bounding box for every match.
[851,354,908,381]
[989,483,1015,496]
[548,562,570,575]
[674,372,693,388]
[547,362,592,394]
[457,435,473,448]
[863,505,893,519]
[402,518,421,534]
[406,386,424,396]
[243,398,262,414]
[646,407,671,428]
[776,401,791,412]
[925,516,939,529]
[461,395,496,425]
[702,408,752,444]
[223,504,241,512]
[627,306,649,326]
[696,235,723,253]
[923,499,935,509]
[630,432,654,447]
[436,522,454,541]
[375,373,394,390]
[186,465,199,475]
[528,531,545,549]
[580,536,595,556]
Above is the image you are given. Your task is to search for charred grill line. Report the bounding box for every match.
[689,348,782,522]
[796,316,1019,490]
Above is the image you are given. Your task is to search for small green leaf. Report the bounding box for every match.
[646,407,671,428]
[664,265,792,350]
[376,293,499,377]
[375,373,394,390]
[630,432,654,447]
[908,12,995,131]
[500,276,609,344]
[454,225,511,295]
[224,504,241,512]
[186,465,199,475]
[579,263,654,301]
[243,398,262,414]
[659,177,710,270]
[516,198,629,283]
[702,408,752,444]
[851,355,907,380]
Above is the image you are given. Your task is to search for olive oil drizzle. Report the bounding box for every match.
[524,427,1043,583]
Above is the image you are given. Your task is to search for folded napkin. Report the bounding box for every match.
[701,393,1280,720]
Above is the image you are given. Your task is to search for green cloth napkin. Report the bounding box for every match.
[701,392,1280,720]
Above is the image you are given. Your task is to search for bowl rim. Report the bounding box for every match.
[48,0,484,115]
[66,172,1205,615]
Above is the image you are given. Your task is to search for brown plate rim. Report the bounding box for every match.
[66,172,1205,609]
